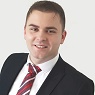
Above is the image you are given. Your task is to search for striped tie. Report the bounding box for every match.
[16,63,41,95]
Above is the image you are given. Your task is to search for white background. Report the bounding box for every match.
[0,0,95,86]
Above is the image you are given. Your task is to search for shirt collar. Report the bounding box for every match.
[26,54,59,73]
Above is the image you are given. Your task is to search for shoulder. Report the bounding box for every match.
[1,53,28,72]
[4,52,28,63]
[59,56,94,94]
[59,56,93,81]
[65,60,93,83]
[62,58,94,93]
[6,53,28,59]
[3,53,28,64]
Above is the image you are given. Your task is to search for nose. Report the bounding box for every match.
[36,31,47,42]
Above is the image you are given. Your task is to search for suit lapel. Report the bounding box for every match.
[37,56,66,95]
[0,53,28,95]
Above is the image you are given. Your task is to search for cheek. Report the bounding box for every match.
[25,33,33,41]
[50,37,61,47]
[56,35,63,44]
[25,36,32,47]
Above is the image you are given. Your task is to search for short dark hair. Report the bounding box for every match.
[25,1,66,31]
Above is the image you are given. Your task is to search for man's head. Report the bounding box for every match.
[24,1,67,64]
[25,1,66,31]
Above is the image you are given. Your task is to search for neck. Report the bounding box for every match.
[29,54,58,65]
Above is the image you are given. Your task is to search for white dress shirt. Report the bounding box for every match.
[9,54,59,95]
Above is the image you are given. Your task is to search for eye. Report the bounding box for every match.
[30,27,39,32]
[47,29,56,34]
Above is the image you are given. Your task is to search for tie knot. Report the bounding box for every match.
[28,63,41,74]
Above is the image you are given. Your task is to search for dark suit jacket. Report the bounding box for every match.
[0,53,94,95]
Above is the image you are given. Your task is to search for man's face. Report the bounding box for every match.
[24,10,66,64]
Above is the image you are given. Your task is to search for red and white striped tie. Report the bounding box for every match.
[16,63,41,95]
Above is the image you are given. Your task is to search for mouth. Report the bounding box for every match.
[34,45,48,49]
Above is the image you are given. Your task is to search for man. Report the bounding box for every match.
[0,1,94,95]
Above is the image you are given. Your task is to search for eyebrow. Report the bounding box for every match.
[28,24,57,30]
[28,24,39,28]
[45,27,57,30]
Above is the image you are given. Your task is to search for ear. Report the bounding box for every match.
[60,30,67,44]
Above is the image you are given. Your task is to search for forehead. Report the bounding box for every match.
[25,10,62,31]
[27,10,61,24]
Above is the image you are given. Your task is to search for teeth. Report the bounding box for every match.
[36,45,46,48]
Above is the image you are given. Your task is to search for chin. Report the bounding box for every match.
[34,55,46,59]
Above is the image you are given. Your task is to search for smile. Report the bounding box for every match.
[34,45,47,49]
